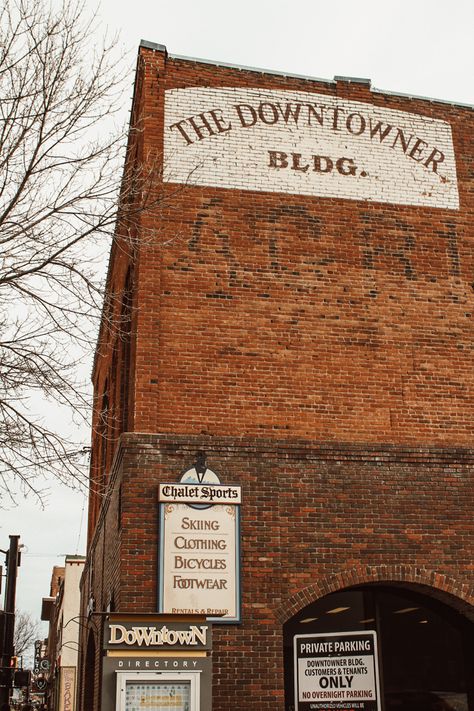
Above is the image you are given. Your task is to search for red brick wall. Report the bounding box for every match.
[80,434,474,711]
[122,47,474,446]
[80,45,474,711]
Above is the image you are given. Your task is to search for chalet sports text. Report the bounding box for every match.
[169,100,447,178]
[159,483,241,504]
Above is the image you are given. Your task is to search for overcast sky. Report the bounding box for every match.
[106,0,474,106]
[1,0,473,646]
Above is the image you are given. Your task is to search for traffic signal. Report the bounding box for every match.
[10,656,18,669]
[0,667,12,688]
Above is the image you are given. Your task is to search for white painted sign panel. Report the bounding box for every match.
[164,87,459,209]
[159,502,240,623]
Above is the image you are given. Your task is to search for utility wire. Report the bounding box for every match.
[75,494,86,555]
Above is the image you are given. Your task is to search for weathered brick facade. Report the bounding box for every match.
[78,42,474,711]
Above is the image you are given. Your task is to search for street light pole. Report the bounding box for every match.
[0,535,20,709]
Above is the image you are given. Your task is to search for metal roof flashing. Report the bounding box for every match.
[139,39,167,53]
[334,76,371,86]
[138,40,473,109]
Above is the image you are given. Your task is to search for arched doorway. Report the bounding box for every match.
[283,585,474,711]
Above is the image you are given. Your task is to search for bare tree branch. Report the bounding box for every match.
[0,0,195,508]
[14,610,41,659]
[0,0,129,504]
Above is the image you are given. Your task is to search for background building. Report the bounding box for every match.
[41,556,85,711]
[78,42,474,711]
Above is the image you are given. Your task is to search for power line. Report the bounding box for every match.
[75,495,87,555]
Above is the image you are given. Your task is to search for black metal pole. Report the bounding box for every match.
[0,535,20,710]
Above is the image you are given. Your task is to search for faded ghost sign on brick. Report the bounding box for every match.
[164,87,459,209]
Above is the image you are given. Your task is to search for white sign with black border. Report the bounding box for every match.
[294,630,382,711]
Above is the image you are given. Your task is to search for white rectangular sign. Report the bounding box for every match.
[164,87,459,209]
[159,502,240,623]
[294,631,381,711]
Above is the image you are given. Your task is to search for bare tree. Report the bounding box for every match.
[14,610,40,660]
[0,0,131,503]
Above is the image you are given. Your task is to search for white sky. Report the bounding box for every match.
[106,0,474,106]
[1,0,473,646]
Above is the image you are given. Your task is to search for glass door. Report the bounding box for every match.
[125,681,191,710]
[116,672,199,711]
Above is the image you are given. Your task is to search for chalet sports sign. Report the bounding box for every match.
[163,87,459,209]
[159,482,241,505]
[158,464,241,624]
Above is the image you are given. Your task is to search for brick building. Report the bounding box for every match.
[41,557,85,711]
[77,41,474,711]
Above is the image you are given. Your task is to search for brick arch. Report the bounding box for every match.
[276,564,474,623]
